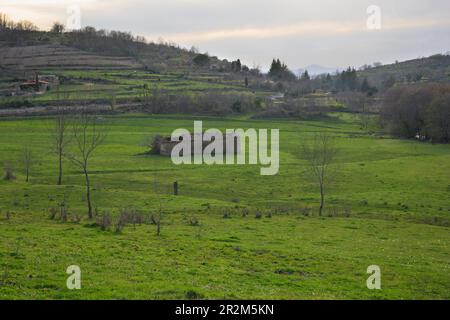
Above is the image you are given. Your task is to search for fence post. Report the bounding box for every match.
[174,181,178,195]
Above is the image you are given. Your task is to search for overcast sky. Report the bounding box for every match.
[2,0,450,70]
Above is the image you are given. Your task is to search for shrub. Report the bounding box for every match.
[344,207,352,217]
[189,216,199,226]
[3,165,15,181]
[115,211,129,233]
[299,207,311,216]
[97,213,112,231]
[48,207,58,220]
[59,202,68,222]
[185,290,203,300]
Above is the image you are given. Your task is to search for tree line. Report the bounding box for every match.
[381,83,450,143]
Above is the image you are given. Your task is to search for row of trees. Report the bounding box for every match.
[140,85,262,115]
[381,84,450,142]
[0,13,37,31]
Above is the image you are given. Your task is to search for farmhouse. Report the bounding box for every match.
[15,73,58,94]
[19,79,49,93]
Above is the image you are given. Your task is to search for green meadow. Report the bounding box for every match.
[0,113,449,299]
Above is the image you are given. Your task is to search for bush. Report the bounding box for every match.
[299,207,311,216]
[185,290,203,300]
[48,207,58,220]
[97,213,112,231]
[189,216,199,226]
[223,211,231,219]
[3,165,15,181]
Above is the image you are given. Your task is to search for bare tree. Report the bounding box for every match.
[153,174,164,236]
[302,132,338,216]
[52,102,71,185]
[336,92,371,130]
[22,147,34,182]
[66,111,107,219]
[51,22,65,33]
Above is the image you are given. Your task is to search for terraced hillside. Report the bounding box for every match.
[0,44,143,70]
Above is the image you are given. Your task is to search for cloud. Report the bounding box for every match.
[1,0,449,68]
[153,18,450,44]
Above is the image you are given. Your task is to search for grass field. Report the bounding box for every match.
[0,113,449,299]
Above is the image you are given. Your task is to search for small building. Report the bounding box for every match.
[19,79,49,92]
[17,73,59,94]
[155,133,241,156]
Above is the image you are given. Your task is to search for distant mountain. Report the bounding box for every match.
[296,64,340,77]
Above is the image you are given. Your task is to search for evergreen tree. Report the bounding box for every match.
[301,70,310,81]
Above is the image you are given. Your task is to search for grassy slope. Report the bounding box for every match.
[0,69,255,107]
[0,113,449,299]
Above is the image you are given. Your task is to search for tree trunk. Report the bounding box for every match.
[58,151,62,185]
[319,183,324,216]
[84,169,93,219]
[25,168,29,182]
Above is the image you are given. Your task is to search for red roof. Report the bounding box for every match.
[22,80,49,85]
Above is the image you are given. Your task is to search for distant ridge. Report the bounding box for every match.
[296,64,340,77]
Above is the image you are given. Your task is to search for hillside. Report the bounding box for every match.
[357,54,450,88]
[0,28,228,73]
[0,44,142,70]
[0,28,264,112]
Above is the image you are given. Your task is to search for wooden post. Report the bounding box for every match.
[173,181,178,196]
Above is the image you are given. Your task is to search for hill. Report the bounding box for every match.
[357,54,450,88]
[0,44,142,70]
[0,28,229,73]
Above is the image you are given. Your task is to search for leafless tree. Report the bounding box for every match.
[302,132,338,216]
[22,147,35,182]
[66,111,107,219]
[153,174,164,236]
[51,22,65,33]
[52,101,71,185]
[336,92,370,130]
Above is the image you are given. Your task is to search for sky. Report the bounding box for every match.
[1,0,450,71]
